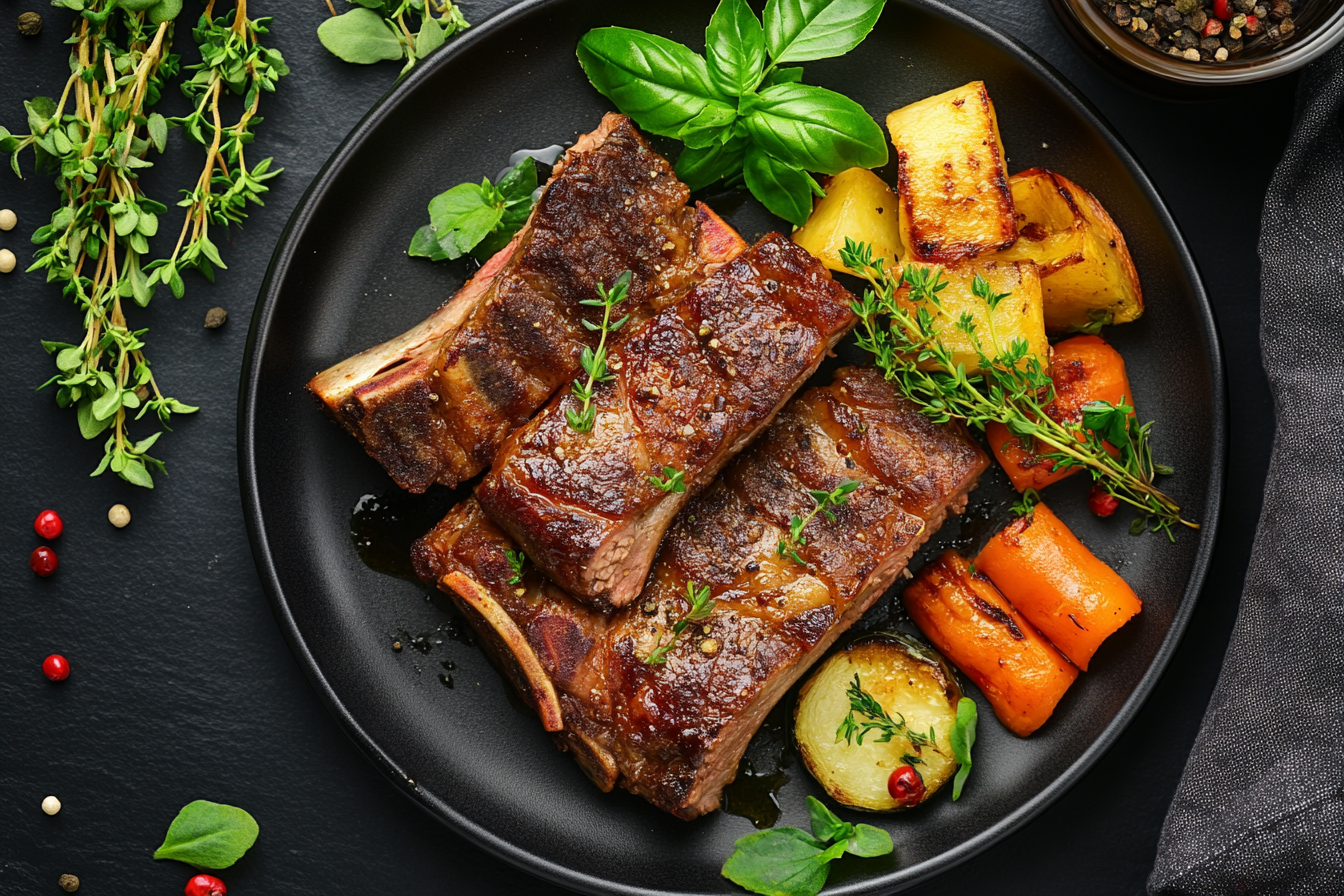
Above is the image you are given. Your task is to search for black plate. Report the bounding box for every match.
[239,2,1225,893]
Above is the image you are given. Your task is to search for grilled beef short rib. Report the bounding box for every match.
[413,367,987,819]
[475,235,857,611]
[308,113,745,492]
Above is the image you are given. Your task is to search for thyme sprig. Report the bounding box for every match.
[836,673,937,769]
[777,480,860,564]
[648,465,686,494]
[566,270,631,433]
[645,580,716,665]
[2,0,285,487]
[839,238,1194,539]
[504,549,526,585]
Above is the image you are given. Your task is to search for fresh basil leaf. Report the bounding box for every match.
[721,826,840,896]
[743,146,814,227]
[744,81,887,174]
[845,824,893,858]
[474,202,529,259]
[153,800,259,870]
[317,9,405,64]
[427,180,505,260]
[763,0,886,64]
[576,27,733,138]
[675,140,747,191]
[415,18,446,58]
[949,697,978,801]
[805,795,853,844]
[706,0,767,97]
[763,66,805,87]
[678,103,739,150]
[495,156,537,203]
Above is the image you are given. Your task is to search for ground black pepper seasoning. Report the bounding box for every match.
[1092,0,1302,63]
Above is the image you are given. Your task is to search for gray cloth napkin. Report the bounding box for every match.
[1148,46,1344,896]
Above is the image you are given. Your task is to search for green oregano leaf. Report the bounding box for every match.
[152,800,259,870]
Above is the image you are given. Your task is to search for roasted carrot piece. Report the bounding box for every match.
[975,503,1140,671]
[986,334,1134,492]
[904,551,1078,737]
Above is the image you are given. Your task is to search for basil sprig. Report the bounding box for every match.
[318,0,469,78]
[722,796,893,896]
[409,156,538,261]
[152,800,259,871]
[577,0,888,226]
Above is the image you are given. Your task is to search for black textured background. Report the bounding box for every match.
[0,2,1286,894]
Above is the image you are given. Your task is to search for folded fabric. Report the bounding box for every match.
[1148,46,1344,895]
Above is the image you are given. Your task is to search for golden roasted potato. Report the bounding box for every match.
[993,168,1143,332]
[795,633,961,812]
[792,168,903,275]
[885,81,1017,264]
[899,259,1047,373]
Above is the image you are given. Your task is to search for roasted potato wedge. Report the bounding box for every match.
[993,168,1143,332]
[886,81,1017,264]
[795,633,961,811]
[793,168,903,275]
[899,259,1047,374]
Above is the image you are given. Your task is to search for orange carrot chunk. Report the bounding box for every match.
[975,503,1140,671]
[987,334,1135,493]
[904,551,1078,737]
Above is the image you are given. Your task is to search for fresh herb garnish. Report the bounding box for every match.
[4,1,286,487]
[576,0,889,226]
[504,549,527,585]
[409,156,538,262]
[566,270,632,434]
[648,465,688,494]
[152,799,259,870]
[777,480,859,564]
[840,239,1195,539]
[645,579,716,665]
[1011,487,1041,517]
[837,674,978,802]
[836,673,937,753]
[722,795,892,896]
[318,0,468,78]
[948,697,977,801]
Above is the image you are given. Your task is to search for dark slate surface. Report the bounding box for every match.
[0,2,1285,894]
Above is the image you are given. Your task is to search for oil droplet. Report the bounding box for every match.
[723,702,794,829]
[350,491,455,581]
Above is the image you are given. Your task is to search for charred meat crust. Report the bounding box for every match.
[308,114,746,493]
[415,367,988,819]
[475,235,857,611]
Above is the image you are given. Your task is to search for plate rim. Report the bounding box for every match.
[237,1,1228,892]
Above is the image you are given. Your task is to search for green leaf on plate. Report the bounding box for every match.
[763,0,886,64]
[706,0,767,97]
[576,27,734,139]
[742,145,815,227]
[949,697,977,801]
[743,81,887,174]
[675,139,747,192]
[721,826,843,896]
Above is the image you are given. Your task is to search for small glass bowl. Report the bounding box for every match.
[1050,0,1344,88]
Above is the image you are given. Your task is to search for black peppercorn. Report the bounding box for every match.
[1175,29,1199,48]
[1223,35,1244,51]
[1113,3,1133,24]
[1200,35,1221,50]
[1139,27,1161,45]
[18,11,42,35]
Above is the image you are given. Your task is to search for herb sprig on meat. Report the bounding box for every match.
[576,0,889,226]
[840,239,1194,539]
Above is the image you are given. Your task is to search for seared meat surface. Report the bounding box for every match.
[413,367,987,819]
[308,113,745,492]
[475,235,856,610]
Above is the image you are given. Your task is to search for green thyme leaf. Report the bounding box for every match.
[152,800,259,871]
